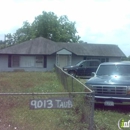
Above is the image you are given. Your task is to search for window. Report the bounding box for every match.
[13,55,19,67]
[35,56,43,67]
[81,61,90,67]
[90,61,100,66]
[96,65,117,76]
[12,55,46,68]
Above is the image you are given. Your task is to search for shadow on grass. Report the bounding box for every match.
[95,103,130,113]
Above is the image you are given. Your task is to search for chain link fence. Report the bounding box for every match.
[55,64,95,130]
[0,65,95,130]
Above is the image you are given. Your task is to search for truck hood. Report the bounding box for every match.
[86,75,130,85]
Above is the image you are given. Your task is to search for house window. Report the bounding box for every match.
[12,55,46,68]
[35,56,43,67]
[20,56,35,67]
[13,55,19,67]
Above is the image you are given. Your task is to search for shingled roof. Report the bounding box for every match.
[0,37,126,57]
[57,42,126,57]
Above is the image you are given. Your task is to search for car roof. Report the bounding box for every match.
[100,61,130,65]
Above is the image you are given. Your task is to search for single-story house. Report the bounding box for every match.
[0,37,126,72]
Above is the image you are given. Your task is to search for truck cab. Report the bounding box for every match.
[63,60,100,78]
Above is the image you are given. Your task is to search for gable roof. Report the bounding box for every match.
[0,37,126,57]
[57,42,125,57]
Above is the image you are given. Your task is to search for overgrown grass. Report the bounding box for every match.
[94,104,130,130]
[0,72,130,130]
[0,72,89,130]
[0,72,66,130]
[0,72,64,93]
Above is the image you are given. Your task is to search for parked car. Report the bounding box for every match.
[85,62,130,106]
[63,59,100,77]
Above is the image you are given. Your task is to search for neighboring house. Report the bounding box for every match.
[0,37,126,72]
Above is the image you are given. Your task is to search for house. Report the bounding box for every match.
[0,37,126,72]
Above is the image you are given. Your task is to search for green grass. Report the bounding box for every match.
[0,72,130,130]
[0,72,89,130]
[94,104,130,130]
[0,72,64,93]
[0,72,66,130]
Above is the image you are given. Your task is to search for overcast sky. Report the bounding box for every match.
[0,0,130,56]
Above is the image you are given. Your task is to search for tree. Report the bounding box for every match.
[5,33,14,45]
[5,11,80,44]
[122,56,130,61]
[78,40,87,43]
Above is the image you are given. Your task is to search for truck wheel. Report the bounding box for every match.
[69,71,76,77]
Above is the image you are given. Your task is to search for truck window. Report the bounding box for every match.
[81,61,86,67]
[90,61,99,66]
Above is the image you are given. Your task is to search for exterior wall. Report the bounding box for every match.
[71,55,84,65]
[47,55,56,71]
[0,55,56,72]
[0,55,9,71]
[0,54,123,72]
[109,57,121,62]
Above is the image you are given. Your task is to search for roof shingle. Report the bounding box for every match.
[0,37,126,57]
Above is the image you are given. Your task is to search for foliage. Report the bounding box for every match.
[5,11,80,44]
[122,56,130,61]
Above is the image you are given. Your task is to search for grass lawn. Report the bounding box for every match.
[0,72,130,130]
[0,72,66,130]
[0,72,89,130]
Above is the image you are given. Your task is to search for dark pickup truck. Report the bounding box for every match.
[85,62,130,106]
[63,60,100,77]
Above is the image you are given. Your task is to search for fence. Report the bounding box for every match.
[55,64,95,130]
[0,66,95,130]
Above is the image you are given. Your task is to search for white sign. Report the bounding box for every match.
[30,97,73,109]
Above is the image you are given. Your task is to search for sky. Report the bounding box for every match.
[0,0,130,56]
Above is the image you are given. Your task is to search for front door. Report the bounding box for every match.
[58,55,71,68]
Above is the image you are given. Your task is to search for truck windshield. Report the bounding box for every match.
[76,61,84,66]
[96,65,130,76]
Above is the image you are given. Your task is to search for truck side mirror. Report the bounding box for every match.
[91,72,96,77]
[79,64,83,67]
